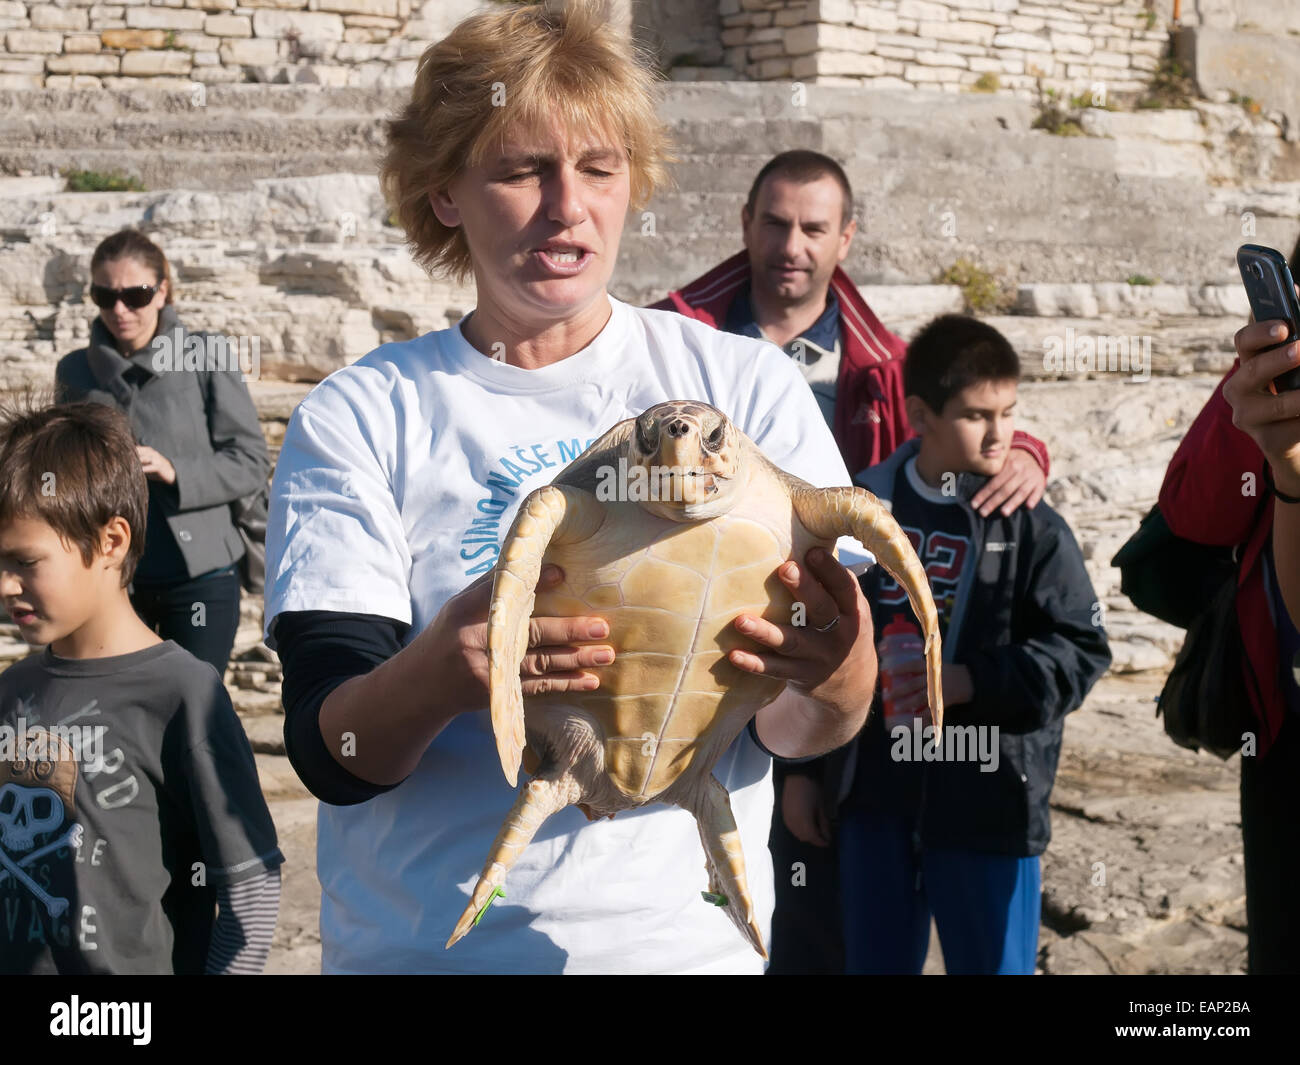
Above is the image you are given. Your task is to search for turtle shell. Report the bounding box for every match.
[528,475,827,800]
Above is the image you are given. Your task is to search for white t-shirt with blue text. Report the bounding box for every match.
[263,294,860,974]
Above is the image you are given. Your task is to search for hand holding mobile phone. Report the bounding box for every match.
[1237,243,1300,392]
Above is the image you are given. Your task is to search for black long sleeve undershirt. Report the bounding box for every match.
[273,610,411,806]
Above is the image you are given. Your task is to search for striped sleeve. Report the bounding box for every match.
[205,866,282,975]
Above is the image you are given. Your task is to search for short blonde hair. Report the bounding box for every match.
[380,0,676,285]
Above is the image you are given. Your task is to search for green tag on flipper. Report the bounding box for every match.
[472,885,506,927]
[701,891,728,907]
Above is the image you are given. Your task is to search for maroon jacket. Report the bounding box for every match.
[1159,361,1283,757]
[649,249,1050,479]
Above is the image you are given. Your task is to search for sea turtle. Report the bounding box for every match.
[447,400,942,958]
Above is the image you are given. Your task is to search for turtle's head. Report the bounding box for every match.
[626,401,743,520]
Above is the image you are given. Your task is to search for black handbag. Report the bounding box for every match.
[1112,497,1264,759]
[229,480,268,596]
[196,361,268,596]
[1154,573,1257,759]
[1111,504,1237,629]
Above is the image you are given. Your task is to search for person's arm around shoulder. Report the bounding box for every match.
[969,430,1050,518]
[1223,316,1300,627]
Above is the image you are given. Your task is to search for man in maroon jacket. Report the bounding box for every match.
[649,150,1050,500]
[648,149,1052,972]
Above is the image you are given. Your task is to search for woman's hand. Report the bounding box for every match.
[1226,314,1300,497]
[729,547,876,714]
[136,445,176,485]
[424,563,616,718]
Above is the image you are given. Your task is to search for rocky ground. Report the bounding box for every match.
[1039,671,1245,976]
[0,372,1251,974]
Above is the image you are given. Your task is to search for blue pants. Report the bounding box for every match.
[838,807,1041,975]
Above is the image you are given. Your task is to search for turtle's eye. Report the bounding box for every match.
[636,417,658,454]
[706,424,725,448]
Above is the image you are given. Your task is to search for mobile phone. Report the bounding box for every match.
[1237,243,1300,392]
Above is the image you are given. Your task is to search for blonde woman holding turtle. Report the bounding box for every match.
[265,0,880,974]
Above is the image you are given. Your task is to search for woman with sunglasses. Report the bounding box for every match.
[53,228,270,680]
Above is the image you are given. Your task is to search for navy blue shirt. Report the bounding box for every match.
[722,278,841,352]
[722,279,842,425]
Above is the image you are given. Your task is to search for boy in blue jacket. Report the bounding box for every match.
[826,314,1110,974]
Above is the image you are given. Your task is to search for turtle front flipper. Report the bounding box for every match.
[790,485,945,736]
[446,769,582,949]
[489,484,607,787]
[686,774,768,960]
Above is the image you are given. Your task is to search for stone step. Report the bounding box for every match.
[254,752,311,802]
[0,112,387,153]
[0,85,407,118]
[0,148,388,194]
[230,688,284,717]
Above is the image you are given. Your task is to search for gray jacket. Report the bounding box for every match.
[54,303,271,581]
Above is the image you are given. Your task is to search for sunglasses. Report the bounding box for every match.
[90,283,158,310]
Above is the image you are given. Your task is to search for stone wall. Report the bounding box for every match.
[711,0,1170,95]
[2,0,1298,101]
[0,0,499,90]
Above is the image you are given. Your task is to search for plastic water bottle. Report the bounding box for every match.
[879,613,925,732]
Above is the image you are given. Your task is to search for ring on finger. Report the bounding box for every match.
[813,615,840,633]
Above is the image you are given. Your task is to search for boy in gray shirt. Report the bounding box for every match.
[0,398,282,973]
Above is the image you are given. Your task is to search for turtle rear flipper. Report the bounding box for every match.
[446,769,582,949]
[688,775,768,960]
[489,484,606,787]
